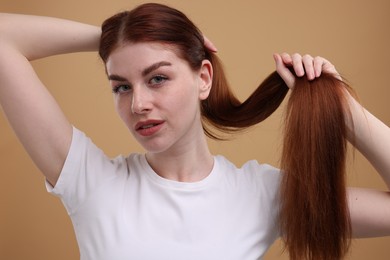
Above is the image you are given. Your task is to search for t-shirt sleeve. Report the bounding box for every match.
[45,126,127,215]
[243,160,282,239]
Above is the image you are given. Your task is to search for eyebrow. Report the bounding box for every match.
[108,61,172,81]
[142,61,172,77]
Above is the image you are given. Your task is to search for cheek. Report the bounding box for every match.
[114,97,131,123]
[170,83,201,115]
[167,84,194,107]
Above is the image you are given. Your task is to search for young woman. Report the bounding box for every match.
[0,3,389,260]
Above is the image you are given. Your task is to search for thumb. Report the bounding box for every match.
[273,53,295,89]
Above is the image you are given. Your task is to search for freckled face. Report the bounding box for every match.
[105,42,207,154]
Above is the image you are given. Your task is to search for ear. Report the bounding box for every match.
[198,60,213,100]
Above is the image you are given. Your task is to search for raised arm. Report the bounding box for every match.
[0,13,100,186]
[346,95,390,188]
[346,94,390,238]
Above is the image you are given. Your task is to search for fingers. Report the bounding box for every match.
[274,52,340,83]
[321,58,342,80]
[203,36,217,53]
[302,54,315,80]
[313,56,324,78]
[273,53,295,88]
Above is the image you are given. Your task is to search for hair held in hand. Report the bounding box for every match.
[100,3,353,259]
[203,67,353,260]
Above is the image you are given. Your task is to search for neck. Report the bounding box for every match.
[145,136,214,182]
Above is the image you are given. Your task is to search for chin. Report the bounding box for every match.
[139,139,172,154]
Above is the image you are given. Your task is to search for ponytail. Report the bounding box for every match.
[203,52,353,260]
[201,53,289,139]
[280,74,352,260]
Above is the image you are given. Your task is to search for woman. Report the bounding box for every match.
[0,3,389,260]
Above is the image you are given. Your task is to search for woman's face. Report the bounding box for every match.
[105,42,212,154]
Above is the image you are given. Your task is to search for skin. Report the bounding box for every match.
[106,42,214,182]
[0,13,389,240]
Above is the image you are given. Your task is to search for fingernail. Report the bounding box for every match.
[273,53,278,62]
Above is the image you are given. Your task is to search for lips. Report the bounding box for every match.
[135,120,165,136]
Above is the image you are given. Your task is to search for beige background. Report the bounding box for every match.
[1,0,389,259]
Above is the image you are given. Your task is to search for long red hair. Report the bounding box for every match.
[99,3,353,259]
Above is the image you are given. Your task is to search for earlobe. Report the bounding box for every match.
[198,60,213,100]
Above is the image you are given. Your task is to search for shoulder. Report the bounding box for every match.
[69,127,128,168]
[214,155,281,224]
[214,155,281,189]
[215,155,280,177]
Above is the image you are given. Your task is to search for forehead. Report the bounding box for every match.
[105,42,185,75]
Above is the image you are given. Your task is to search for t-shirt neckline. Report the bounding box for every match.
[139,154,221,191]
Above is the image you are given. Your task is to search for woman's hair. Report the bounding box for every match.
[99,3,353,259]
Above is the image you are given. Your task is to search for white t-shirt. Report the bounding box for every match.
[47,127,281,260]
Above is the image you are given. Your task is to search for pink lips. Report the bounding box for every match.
[135,120,165,136]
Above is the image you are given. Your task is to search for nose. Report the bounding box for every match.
[131,86,152,114]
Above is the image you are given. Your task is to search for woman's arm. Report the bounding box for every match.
[346,94,390,188]
[346,94,390,237]
[0,13,100,186]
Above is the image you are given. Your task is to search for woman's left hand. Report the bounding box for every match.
[273,53,341,89]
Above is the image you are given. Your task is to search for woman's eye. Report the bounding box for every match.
[112,85,131,94]
[149,75,167,85]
